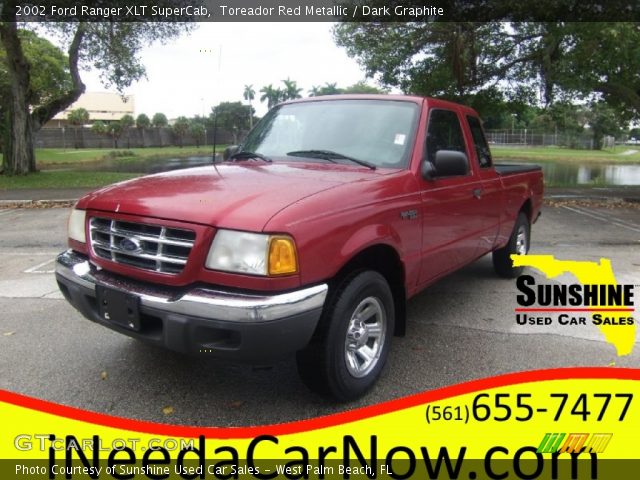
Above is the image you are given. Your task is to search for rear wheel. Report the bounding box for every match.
[493,212,530,278]
[296,270,394,401]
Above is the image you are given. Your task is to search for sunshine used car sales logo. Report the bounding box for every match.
[511,255,637,356]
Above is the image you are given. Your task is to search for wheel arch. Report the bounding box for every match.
[329,244,407,337]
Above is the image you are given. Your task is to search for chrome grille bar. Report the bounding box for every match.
[89,217,195,275]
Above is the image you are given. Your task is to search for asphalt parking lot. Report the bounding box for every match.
[0,203,638,426]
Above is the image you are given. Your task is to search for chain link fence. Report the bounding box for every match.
[485,129,615,150]
[35,127,238,149]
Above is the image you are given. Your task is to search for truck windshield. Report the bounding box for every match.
[241,99,419,169]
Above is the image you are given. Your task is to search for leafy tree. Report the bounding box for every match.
[259,84,282,109]
[120,114,135,148]
[243,84,255,128]
[281,78,302,100]
[342,81,386,94]
[334,22,640,120]
[334,22,510,102]
[152,112,168,128]
[172,116,190,147]
[66,107,89,148]
[0,8,192,174]
[0,29,72,171]
[548,23,640,119]
[135,113,150,129]
[585,102,623,149]
[189,121,205,147]
[211,101,253,143]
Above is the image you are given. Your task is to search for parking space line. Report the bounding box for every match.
[23,258,56,274]
[562,206,640,233]
[569,205,640,229]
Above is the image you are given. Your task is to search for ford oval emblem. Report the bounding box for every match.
[120,237,142,253]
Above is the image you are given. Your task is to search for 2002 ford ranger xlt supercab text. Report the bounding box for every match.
[56,95,543,400]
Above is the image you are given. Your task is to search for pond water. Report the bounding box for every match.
[73,155,640,187]
[510,162,640,187]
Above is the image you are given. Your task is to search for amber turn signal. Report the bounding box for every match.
[268,236,298,275]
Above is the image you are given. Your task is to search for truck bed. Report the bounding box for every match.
[494,163,542,175]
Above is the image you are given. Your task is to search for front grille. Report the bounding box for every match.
[89,217,196,274]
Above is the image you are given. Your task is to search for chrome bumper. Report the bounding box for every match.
[55,249,328,323]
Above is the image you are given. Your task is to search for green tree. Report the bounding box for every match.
[342,81,386,94]
[549,23,640,119]
[172,116,190,147]
[334,22,640,120]
[189,121,205,148]
[0,8,192,174]
[334,22,510,102]
[136,113,150,129]
[586,102,622,150]
[91,120,122,149]
[309,82,341,96]
[0,29,72,171]
[152,112,168,128]
[211,101,252,143]
[281,78,302,101]
[259,84,282,109]
[120,114,135,148]
[243,84,255,128]
[66,107,89,149]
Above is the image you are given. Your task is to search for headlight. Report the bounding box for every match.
[206,230,298,276]
[68,209,86,243]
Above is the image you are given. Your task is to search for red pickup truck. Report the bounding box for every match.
[56,95,543,400]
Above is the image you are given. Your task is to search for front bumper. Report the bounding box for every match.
[55,250,328,361]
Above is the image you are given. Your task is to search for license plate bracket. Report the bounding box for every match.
[96,286,141,331]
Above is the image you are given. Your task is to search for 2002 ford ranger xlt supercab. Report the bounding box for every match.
[56,95,543,400]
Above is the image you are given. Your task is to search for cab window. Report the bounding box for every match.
[467,115,492,168]
[425,109,467,168]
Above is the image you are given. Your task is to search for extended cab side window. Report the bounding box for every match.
[426,109,467,173]
[467,115,492,168]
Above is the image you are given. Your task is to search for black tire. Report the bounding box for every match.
[296,270,394,401]
[493,212,530,278]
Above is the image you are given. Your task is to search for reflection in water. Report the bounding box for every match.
[75,155,640,187]
[76,156,215,174]
[542,163,640,186]
[503,161,640,186]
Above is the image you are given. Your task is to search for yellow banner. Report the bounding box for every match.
[2,368,639,479]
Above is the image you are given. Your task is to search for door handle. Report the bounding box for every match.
[472,188,483,199]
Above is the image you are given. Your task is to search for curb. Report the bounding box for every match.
[0,199,76,208]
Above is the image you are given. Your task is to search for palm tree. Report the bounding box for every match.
[260,84,281,109]
[243,84,255,128]
[309,82,341,97]
[66,108,89,149]
[120,114,135,148]
[281,78,302,100]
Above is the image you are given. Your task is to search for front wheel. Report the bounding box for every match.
[492,212,530,278]
[296,270,394,401]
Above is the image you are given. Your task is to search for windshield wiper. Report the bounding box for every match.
[287,150,376,170]
[229,151,273,163]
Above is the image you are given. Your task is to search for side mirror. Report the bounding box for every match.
[222,145,240,162]
[421,161,437,180]
[432,150,469,177]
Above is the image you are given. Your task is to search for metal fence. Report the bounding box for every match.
[485,129,615,150]
[35,127,239,149]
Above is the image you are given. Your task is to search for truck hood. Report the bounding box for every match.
[78,162,384,231]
